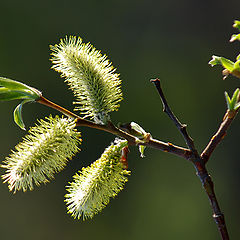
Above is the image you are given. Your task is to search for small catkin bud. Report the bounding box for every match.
[1,115,81,192]
[50,36,123,124]
[65,139,130,220]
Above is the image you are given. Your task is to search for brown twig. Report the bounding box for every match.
[201,109,238,163]
[150,78,200,158]
[144,138,192,160]
[36,95,191,160]
[37,96,80,119]
[151,78,229,240]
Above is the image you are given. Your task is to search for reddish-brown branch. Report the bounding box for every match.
[201,109,238,163]
[36,95,191,160]
[37,96,80,119]
[145,138,192,160]
[192,161,229,240]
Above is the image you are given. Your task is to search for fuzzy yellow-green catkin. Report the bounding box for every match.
[65,139,130,220]
[1,115,81,192]
[50,36,123,124]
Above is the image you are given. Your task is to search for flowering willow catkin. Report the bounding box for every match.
[1,115,81,192]
[50,36,123,124]
[65,139,130,220]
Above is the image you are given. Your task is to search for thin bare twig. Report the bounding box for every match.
[150,78,198,155]
[201,109,238,163]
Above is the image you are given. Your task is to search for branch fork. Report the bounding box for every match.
[151,78,231,240]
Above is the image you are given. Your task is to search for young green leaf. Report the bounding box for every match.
[224,89,240,110]
[234,60,240,69]
[0,77,41,101]
[139,145,146,158]
[230,34,240,42]
[230,20,240,42]
[0,87,32,101]
[208,55,222,66]
[13,100,31,130]
[120,122,149,139]
[130,122,148,138]
[209,56,240,79]
[209,56,234,71]
[220,58,235,72]
[224,92,231,110]
[233,20,240,31]
[0,77,42,129]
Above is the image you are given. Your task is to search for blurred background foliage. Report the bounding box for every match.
[0,0,239,239]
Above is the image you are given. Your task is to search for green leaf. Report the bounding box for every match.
[224,92,231,110]
[209,56,234,71]
[220,58,235,72]
[0,77,42,129]
[233,20,240,30]
[234,102,240,110]
[224,89,240,110]
[139,145,146,158]
[209,56,240,78]
[234,60,240,70]
[230,20,240,42]
[13,100,31,130]
[209,55,222,66]
[231,88,239,109]
[119,122,149,140]
[0,87,35,101]
[0,77,41,101]
[230,34,240,42]
[232,60,240,79]
[130,122,147,139]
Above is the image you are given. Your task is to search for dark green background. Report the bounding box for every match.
[0,0,239,239]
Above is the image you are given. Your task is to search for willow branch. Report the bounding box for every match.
[38,87,231,239]
[36,95,191,160]
[150,78,229,240]
[201,109,238,164]
[147,138,193,159]
[37,96,80,119]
